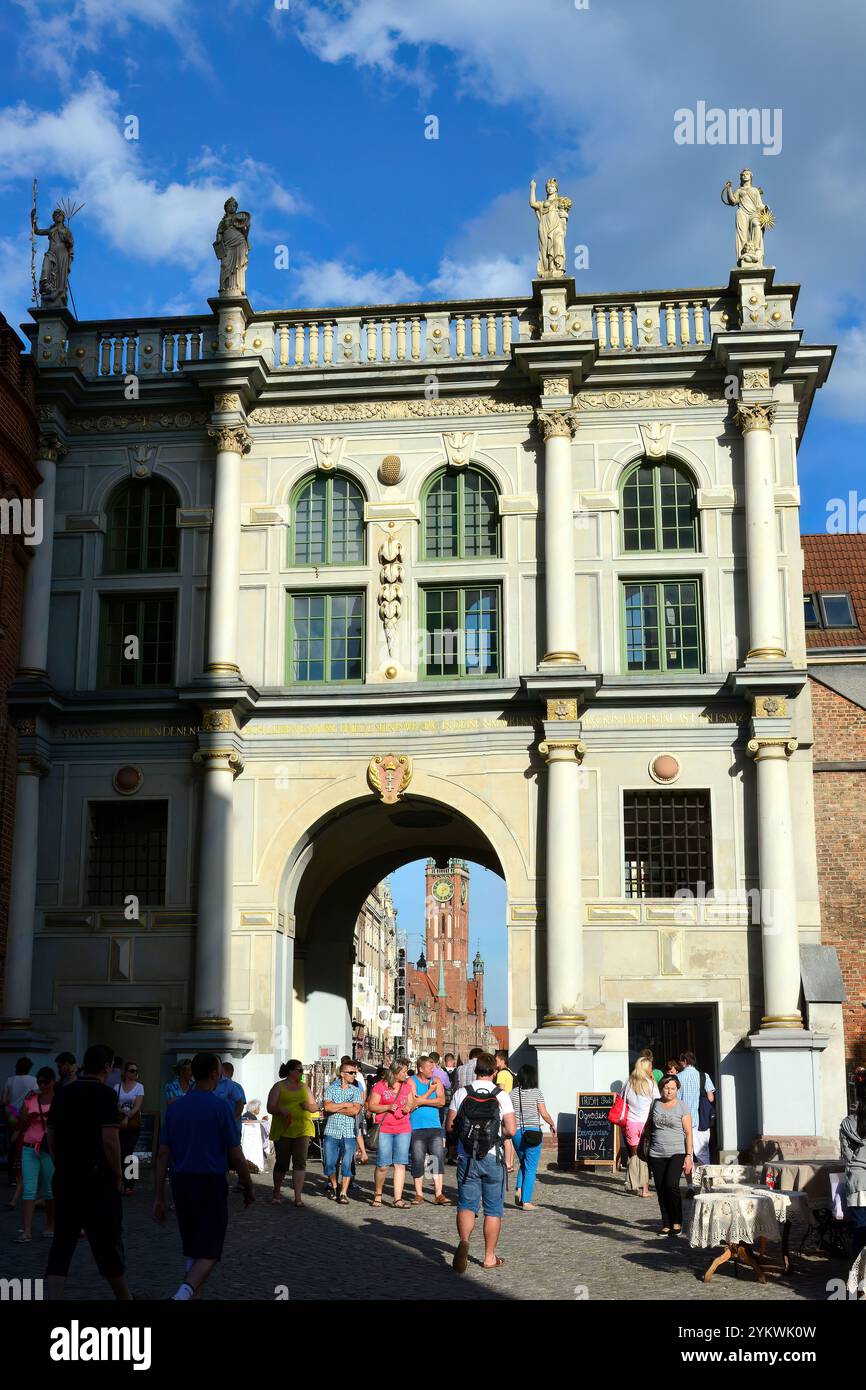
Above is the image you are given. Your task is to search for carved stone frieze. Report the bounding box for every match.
[249,396,534,426]
[67,410,208,435]
[573,388,724,412]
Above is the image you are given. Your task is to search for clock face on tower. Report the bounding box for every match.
[461,879,468,905]
[432,877,454,903]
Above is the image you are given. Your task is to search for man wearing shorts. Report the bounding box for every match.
[447,1052,515,1272]
[409,1056,450,1206]
[154,1052,255,1300]
[45,1042,131,1301]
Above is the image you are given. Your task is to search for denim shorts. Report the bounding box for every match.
[322,1133,357,1177]
[457,1151,506,1218]
[21,1144,54,1201]
[375,1129,411,1168]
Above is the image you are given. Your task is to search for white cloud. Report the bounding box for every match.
[0,77,304,286]
[11,0,210,83]
[822,327,866,424]
[430,255,532,300]
[291,258,421,307]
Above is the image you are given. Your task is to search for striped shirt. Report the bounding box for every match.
[677,1065,714,1130]
[323,1082,360,1139]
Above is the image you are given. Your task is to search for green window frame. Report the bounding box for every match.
[420,584,501,679]
[287,590,364,684]
[621,459,698,552]
[421,467,500,560]
[103,478,179,573]
[622,579,703,673]
[291,473,365,566]
[97,593,177,688]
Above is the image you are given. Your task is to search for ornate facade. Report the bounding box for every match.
[0,188,847,1152]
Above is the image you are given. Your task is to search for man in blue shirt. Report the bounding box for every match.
[214,1062,246,1144]
[154,1053,254,1301]
[677,1050,716,1191]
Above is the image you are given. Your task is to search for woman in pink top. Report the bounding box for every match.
[368,1059,416,1208]
[15,1067,56,1242]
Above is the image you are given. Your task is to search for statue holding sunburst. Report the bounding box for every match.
[721,169,775,268]
[30,189,84,309]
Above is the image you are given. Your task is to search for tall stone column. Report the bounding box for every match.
[1,752,49,1026]
[539,738,587,1024]
[746,735,802,1028]
[191,745,242,1028]
[735,403,786,661]
[537,410,581,665]
[16,436,64,679]
[205,423,250,677]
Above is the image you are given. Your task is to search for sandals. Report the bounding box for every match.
[337,1193,349,1205]
[482,1257,506,1270]
[452,1239,470,1274]
[393,1199,410,1208]
[371,1196,383,1207]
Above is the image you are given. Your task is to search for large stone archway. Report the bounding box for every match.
[276,785,525,1065]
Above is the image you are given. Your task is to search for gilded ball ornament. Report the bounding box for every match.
[379,454,403,486]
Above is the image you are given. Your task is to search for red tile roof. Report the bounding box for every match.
[801,534,866,648]
[490,1025,510,1051]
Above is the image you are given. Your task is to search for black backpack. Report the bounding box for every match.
[454,1084,503,1159]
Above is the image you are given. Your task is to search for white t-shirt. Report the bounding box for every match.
[4,1075,37,1111]
[448,1078,514,1148]
[115,1081,144,1116]
[623,1081,660,1124]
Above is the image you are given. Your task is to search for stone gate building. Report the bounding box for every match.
[0,194,847,1153]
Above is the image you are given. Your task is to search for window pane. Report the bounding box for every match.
[105,480,178,573]
[293,477,327,564]
[819,593,856,628]
[290,592,363,682]
[803,595,820,628]
[330,476,365,564]
[424,587,460,676]
[624,583,660,671]
[425,474,458,558]
[622,460,696,552]
[98,595,176,688]
[463,471,499,558]
[464,587,499,675]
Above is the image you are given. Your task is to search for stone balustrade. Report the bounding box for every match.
[52,285,790,380]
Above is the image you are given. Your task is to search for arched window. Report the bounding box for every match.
[621,458,698,552]
[104,477,179,573]
[422,466,499,560]
[291,472,365,565]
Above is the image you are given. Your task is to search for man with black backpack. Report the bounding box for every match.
[446,1051,515,1272]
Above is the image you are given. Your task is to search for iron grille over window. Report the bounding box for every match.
[87,801,168,906]
[623,790,713,898]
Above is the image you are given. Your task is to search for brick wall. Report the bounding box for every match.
[810,676,866,1067]
[0,313,39,985]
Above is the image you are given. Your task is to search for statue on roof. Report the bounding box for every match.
[721,169,775,268]
[31,206,74,307]
[529,177,572,278]
[213,196,251,296]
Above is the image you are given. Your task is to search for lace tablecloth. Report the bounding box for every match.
[688,1189,784,1250]
[847,1248,866,1299]
[699,1164,760,1190]
[761,1162,845,1207]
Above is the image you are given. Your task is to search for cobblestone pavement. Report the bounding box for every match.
[2,1160,849,1302]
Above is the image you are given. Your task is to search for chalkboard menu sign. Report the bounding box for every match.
[575,1092,618,1167]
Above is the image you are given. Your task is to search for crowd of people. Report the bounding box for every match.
[2,1040,865,1291]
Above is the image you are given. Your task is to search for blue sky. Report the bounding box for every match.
[1,1,864,1009]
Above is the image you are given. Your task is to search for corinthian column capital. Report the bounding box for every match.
[536,408,578,441]
[37,435,67,464]
[208,423,251,455]
[735,402,776,434]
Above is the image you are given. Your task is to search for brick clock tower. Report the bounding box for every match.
[409,857,489,1060]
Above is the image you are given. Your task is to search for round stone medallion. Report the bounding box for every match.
[113,765,144,795]
[649,753,680,785]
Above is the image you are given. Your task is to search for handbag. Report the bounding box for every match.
[637,1100,656,1163]
[698,1071,716,1130]
[518,1090,543,1147]
[608,1086,629,1127]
